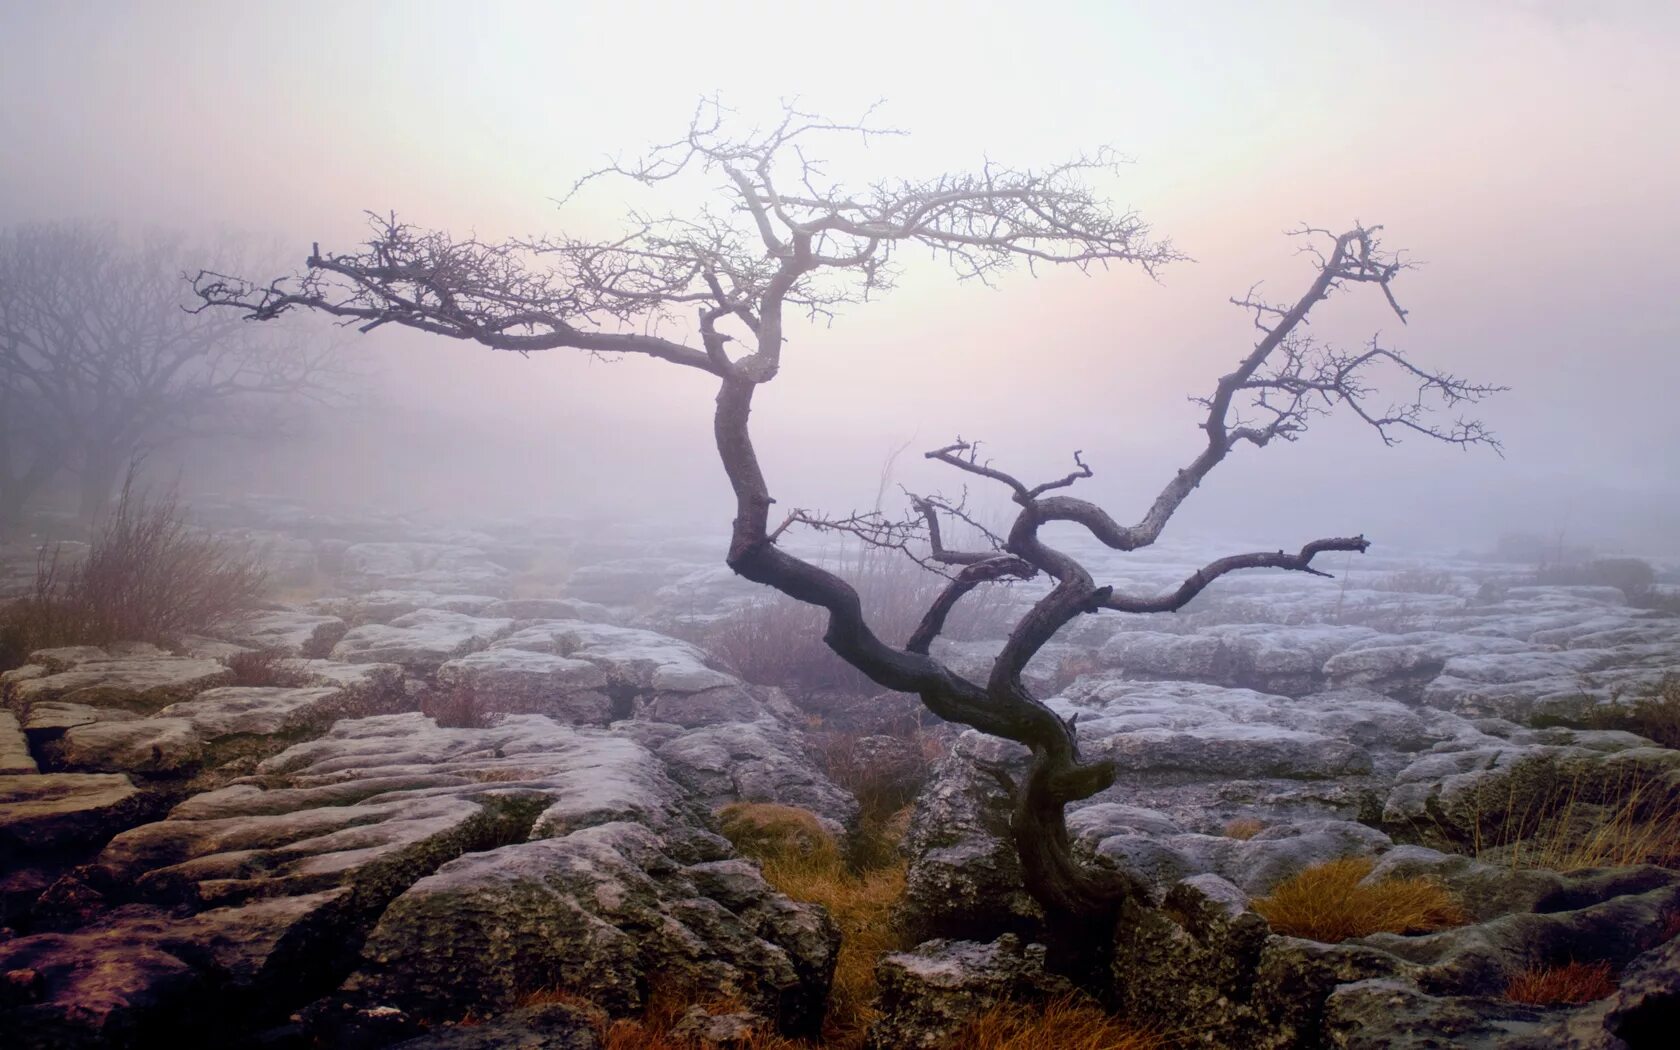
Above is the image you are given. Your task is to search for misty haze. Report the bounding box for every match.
[2,4,1678,1049]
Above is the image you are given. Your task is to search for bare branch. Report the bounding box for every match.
[907,555,1036,654]
[192,102,1504,933]
[1103,536,1370,613]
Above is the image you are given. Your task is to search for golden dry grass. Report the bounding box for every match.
[1252,857,1469,943]
[766,861,906,1047]
[715,801,908,1048]
[947,995,1164,1050]
[1504,961,1616,1005]
[1470,767,1680,872]
[717,803,844,873]
[1222,818,1266,840]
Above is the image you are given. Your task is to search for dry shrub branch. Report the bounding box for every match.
[0,477,267,669]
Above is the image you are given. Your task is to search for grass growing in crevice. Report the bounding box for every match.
[1252,857,1469,943]
[222,646,312,687]
[489,805,1157,1049]
[1222,818,1266,840]
[716,802,909,1048]
[810,729,938,870]
[1540,677,1680,751]
[1466,765,1680,872]
[1504,960,1616,1005]
[950,995,1165,1050]
[494,986,805,1050]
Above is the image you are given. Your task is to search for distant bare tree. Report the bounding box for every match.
[0,224,339,529]
[196,101,1502,934]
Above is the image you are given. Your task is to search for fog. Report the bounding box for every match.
[4,0,1677,556]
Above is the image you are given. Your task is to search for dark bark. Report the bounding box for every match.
[195,105,1501,932]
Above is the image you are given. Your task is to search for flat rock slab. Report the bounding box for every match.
[480,596,616,622]
[46,686,349,775]
[0,772,146,849]
[3,656,235,711]
[314,590,502,625]
[339,543,510,595]
[492,619,735,693]
[56,718,204,774]
[0,711,37,774]
[20,702,144,735]
[331,610,514,671]
[435,649,613,725]
[561,557,699,605]
[97,713,698,907]
[341,821,835,1028]
[223,610,349,656]
[0,890,348,1047]
[159,686,346,739]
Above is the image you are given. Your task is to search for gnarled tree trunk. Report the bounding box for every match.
[194,103,1501,940]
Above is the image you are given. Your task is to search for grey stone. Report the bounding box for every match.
[0,772,146,850]
[866,935,1073,1050]
[0,711,37,774]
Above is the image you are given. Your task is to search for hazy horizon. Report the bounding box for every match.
[4,1,1677,556]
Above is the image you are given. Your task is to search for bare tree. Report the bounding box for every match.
[0,224,339,529]
[195,101,1501,932]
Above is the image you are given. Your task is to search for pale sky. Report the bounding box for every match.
[3,1,1677,552]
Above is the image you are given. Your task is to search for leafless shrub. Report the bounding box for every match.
[422,682,503,729]
[812,728,940,870]
[0,478,267,669]
[221,647,312,687]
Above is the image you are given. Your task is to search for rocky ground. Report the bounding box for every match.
[1,502,1677,1048]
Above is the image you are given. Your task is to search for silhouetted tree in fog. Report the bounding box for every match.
[0,224,337,529]
[197,101,1502,940]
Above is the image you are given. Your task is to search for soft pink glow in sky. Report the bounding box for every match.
[3,2,1676,550]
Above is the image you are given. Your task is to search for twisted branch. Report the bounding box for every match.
[195,102,1503,935]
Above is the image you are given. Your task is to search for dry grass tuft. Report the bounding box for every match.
[716,801,908,1047]
[422,682,504,730]
[222,646,311,687]
[948,994,1164,1050]
[1577,677,1680,751]
[1222,818,1266,840]
[769,862,907,1047]
[1252,857,1469,943]
[717,803,844,873]
[1469,765,1680,872]
[0,481,267,670]
[811,730,935,870]
[1504,960,1616,1005]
